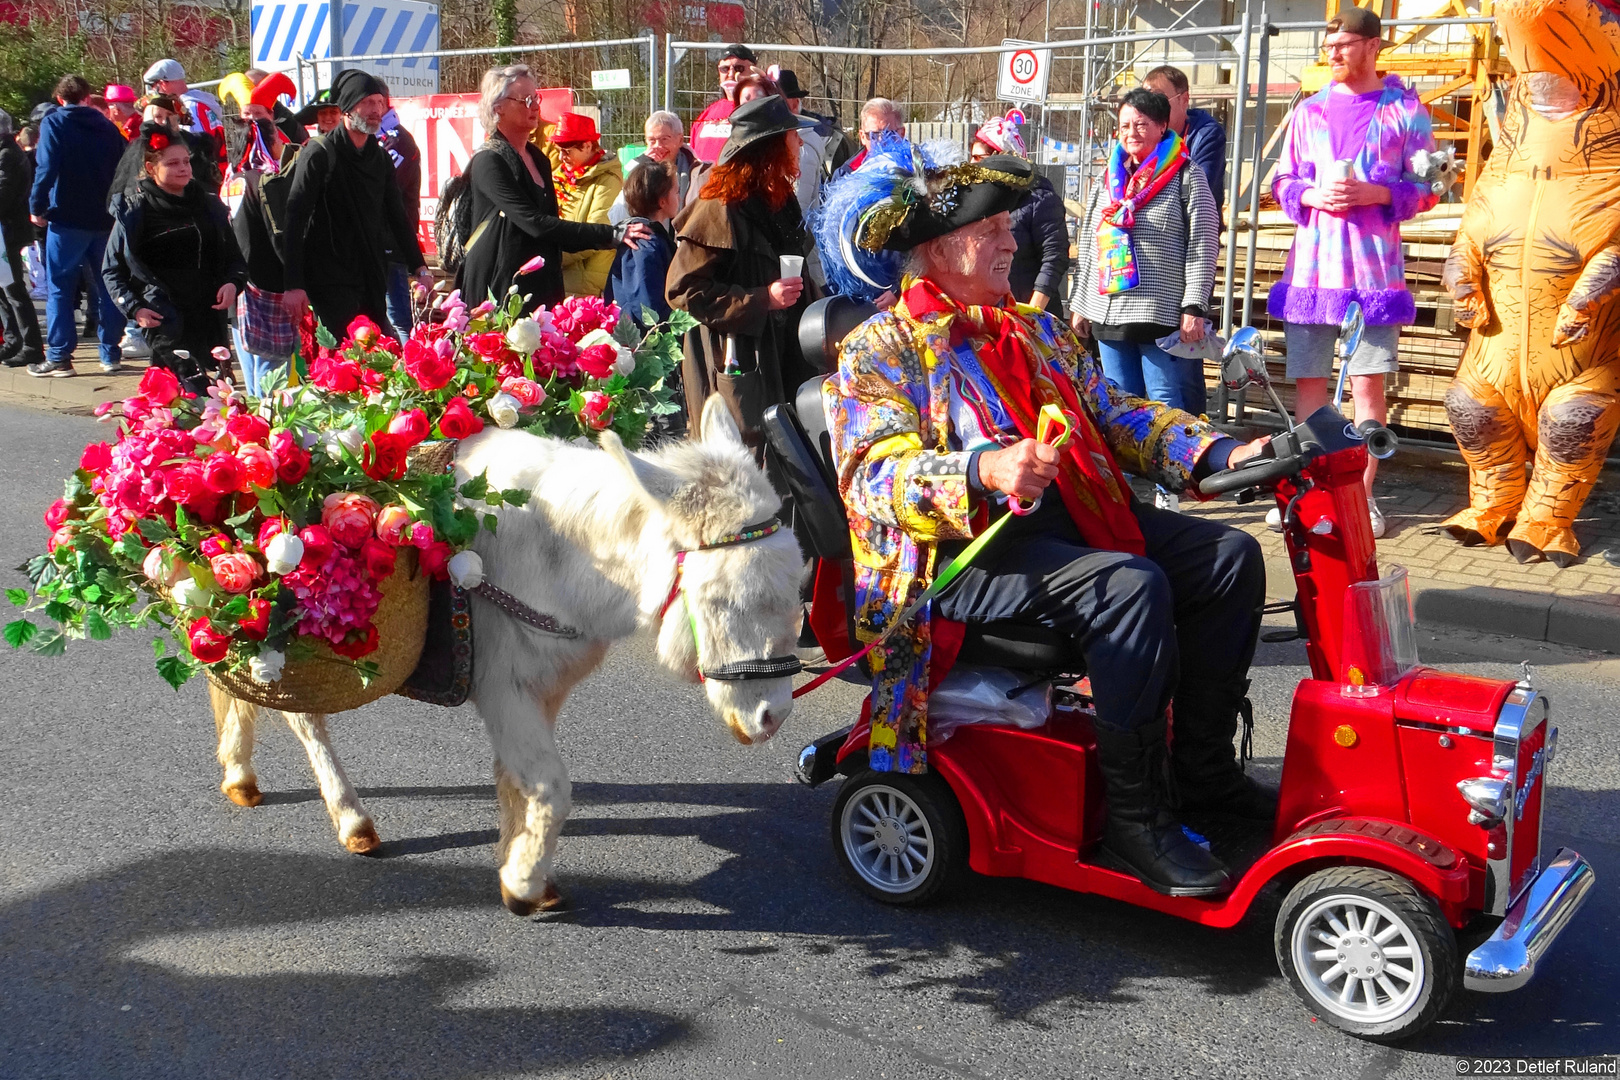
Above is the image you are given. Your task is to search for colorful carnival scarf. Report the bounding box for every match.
[900,278,1146,556]
[1096,130,1188,294]
[555,147,605,218]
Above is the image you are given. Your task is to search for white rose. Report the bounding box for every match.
[488,392,521,429]
[506,318,542,355]
[170,576,211,610]
[613,346,636,377]
[249,648,285,684]
[447,550,484,589]
[337,425,367,455]
[576,328,615,350]
[264,532,305,576]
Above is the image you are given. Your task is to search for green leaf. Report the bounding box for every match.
[500,488,530,507]
[225,508,257,528]
[458,471,490,501]
[4,619,38,648]
[83,609,111,641]
[156,654,199,691]
[80,583,102,603]
[6,588,27,607]
[256,488,284,517]
[220,595,250,619]
[30,627,66,656]
[137,517,176,542]
[354,659,382,687]
[483,513,499,534]
[113,534,147,563]
[63,474,87,500]
[668,309,698,336]
[315,322,338,348]
[638,307,658,330]
[44,600,73,623]
[153,636,167,658]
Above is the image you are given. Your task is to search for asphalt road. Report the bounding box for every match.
[1,402,1615,1079]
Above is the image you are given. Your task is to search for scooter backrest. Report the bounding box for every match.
[763,381,851,561]
[798,295,880,376]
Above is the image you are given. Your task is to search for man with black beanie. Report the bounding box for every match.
[280,69,428,338]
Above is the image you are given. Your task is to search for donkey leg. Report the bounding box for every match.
[209,682,263,807]
[481,679,581,916]
[281,711,381,854]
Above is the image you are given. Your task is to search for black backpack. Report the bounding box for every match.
[257,140,306,264]
[434,169,475,275]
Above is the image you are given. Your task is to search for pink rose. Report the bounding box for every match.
[322,492,381,549]
[209,551,261,594]
[142,545,186,586]
[44,498,75,530]
[80,442,112,472]
[46,524,76,554]
[347,315,381,350]
[375,504,412,546]
[164,462,208,507]
[137,366,183,405]
[226,413,271,445]
[409,520,435,549]
[403,338,455,391]
[575,343,617,380]
[387,409,431,446]
[419,540,453,579]
[199,534,233,558]
[269,430,312,483]
[577,390,615,431]
[237,443,277,490]
[256,518,287,551]
[500,376,545,407]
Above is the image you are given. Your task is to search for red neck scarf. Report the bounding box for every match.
[900,278,1145,556]
[556,147,605,216]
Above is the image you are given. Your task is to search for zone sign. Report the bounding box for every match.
[997,39,1052,104]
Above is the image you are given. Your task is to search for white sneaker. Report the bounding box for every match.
[119,333,152,359]
[1154,490,1180,513]
[1265,506,1283,532]
[1367,498,1386,539]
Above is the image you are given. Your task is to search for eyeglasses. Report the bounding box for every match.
[1117,121,1160,134]
[1321,37,1376,55]
[502,92,538,108]
[718,63,751,74]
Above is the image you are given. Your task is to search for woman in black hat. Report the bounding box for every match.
[667,93,820,471]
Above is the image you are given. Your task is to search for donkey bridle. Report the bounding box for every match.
[658,517,803,683]
[477,517,801,682]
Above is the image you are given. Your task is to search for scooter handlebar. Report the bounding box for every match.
[1197,448,1311,497]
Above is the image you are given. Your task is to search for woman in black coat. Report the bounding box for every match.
[459,66,648,308]
[103,124,247,393]
[0,107,43,366]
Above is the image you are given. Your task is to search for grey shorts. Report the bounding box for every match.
[1283,321,1400,380]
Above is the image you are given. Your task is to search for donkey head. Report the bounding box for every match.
[600,396,805,745]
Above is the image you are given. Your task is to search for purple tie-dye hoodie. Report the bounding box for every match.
[1269,75,1438,326]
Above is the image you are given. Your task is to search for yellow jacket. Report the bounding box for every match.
[559,157,622,297]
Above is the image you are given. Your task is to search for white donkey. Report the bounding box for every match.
[208,397,807,914]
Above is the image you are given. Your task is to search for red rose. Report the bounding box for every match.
[80,442,113,472]
[44,498,75,530]
[436,396,484,439]
[575,343,617,380]
[298,524,334,568]
[225,414,271,445]
[576,390,615,431]
[403,338,455,391]
[466,331,508,359]
[359,537,397,582]
[362,431,411,481]
[347,315,381,350]
[310,354,363,393]
[199,534,233,558]
[202,453,246,494]
[256,518,287,551]
[188,619,233,664]
[275,441,311,483]
[386,408,431,446]
[419,540,453,580]
[164,461,208,506]
[138,366,183,404]
[331,624,380,659]
[236,443,277,489]
[237,597,272,640]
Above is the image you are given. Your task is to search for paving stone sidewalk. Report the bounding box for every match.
[1168,451,1620,653]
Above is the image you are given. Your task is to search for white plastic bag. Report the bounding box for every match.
[1155,320,1223,360]
[929,666,1052,743]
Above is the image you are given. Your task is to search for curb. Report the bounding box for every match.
[0,359,150,414]
[1262,556,1620,655]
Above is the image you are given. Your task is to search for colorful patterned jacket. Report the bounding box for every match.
[1269,75,1438,327]
[825,299,1223,773]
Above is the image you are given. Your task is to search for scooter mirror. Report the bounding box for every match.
[1338,302,1365,358]
[1221,350,1257,391]
[1224,325,1262,359]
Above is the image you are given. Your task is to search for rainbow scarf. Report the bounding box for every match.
[1096,130,1188,294]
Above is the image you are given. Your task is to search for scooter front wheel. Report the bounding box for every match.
[831,770,966,905]
[1275,866,1459,1042]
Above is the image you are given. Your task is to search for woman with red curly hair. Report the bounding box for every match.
[667,93,818,462]
[103,122,246,393]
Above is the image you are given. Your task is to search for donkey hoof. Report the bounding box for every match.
[500,881,568,916]
[222,781,263,807]
[342,822,382,855]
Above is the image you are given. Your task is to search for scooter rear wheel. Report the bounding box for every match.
[1275,866,1458,1042]
[832,770,966,905]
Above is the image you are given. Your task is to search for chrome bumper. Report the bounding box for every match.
[1465,847,1594,992]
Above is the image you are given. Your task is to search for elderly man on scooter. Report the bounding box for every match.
[820,140,1275,896]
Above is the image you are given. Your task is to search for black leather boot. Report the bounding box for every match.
[1172,683,1278,824]
[1093,719,1232,897]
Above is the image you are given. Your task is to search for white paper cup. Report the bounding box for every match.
[779,255,804,280]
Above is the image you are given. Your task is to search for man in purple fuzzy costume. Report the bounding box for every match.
[1268,7,1437,536]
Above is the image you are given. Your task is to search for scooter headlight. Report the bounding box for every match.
[1459,777,1512,827]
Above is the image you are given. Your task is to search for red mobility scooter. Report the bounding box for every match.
[765,298,1594,1042]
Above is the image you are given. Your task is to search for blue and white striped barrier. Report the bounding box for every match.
[252,0,441,97]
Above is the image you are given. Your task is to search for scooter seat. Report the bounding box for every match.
[959,620,1084,673]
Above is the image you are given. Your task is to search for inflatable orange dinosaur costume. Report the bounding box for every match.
[1441,0,1620,566]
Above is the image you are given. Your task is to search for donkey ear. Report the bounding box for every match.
[599,429,677,510]
[700,394,744,447]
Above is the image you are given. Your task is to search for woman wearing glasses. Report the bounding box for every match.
[458,66,649,309]
[1070,87,1220,511]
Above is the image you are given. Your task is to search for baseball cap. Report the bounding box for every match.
[143,58,185,86]
[720,44,757,64]
[1326,6,1383,39]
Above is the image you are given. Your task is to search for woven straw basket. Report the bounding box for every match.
[208,543,430,714]
[407,438,459,478]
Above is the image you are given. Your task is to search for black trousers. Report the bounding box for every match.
[935,497,1265,734]
[309,284,393,344]
[0,243,42,353]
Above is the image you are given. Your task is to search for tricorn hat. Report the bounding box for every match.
[866,149,1033,251]
[717,94,813,165]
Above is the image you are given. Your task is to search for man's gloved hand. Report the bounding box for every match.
[978,438,1060,502]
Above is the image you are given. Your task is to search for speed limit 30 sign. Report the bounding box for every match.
[997,39,1053,104]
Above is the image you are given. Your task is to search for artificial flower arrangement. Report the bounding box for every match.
[4,283,691,698]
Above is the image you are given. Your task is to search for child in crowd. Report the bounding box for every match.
[603,160,677,326]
